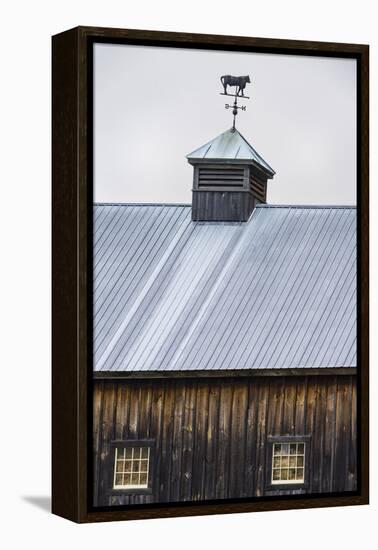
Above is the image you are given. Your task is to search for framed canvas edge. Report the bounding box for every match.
[52,26,369,524]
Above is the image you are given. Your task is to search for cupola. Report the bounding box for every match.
[186,127,275,222]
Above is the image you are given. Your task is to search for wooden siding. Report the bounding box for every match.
[192,189,255,222]
[93,375,357,506]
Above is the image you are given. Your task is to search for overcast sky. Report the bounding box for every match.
[94,43,356,205]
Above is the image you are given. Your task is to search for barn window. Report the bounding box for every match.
[271,442,305,484]
[113,446,151,489]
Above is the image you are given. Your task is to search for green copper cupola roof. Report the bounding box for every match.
[186,127,275,178]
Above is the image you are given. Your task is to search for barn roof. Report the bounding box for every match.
[94,204,356,373]
[186,127,275,177]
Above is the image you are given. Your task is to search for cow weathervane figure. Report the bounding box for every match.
[220,74,251,130]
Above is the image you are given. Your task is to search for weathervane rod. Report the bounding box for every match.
[232,96,238,130]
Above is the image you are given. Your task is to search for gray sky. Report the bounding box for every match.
[94,44,356,205]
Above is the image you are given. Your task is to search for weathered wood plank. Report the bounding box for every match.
[323,376,337,492]
[254,381,269,496]
[245,380,259,496]
[150,382,164,500]
[267,377,284,437]
[348,378,357,490]
[180,383,196,500]
[170,383,186,502]
[315,380,327,492]
[92,381,104,505]
[98,382,116,506]
[334,378,350,492]
[204,383,220,499]
[229,383,248,497]
[294,378,306,435]
[282,381,297,434]
[305,378,318,494]
[192,384,209,500]
[128,383,140,439]
[139,381,153,438]
[216,382,233,499]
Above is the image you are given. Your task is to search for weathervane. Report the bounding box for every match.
[220,75,251,131]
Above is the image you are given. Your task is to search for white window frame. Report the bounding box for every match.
[113,446,151,490]
[271,441,306,485]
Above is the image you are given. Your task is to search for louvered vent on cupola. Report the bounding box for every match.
[197,166,245,189]
[186,128,275,222]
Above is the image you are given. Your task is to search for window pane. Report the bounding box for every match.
[273,457,281,468]
[281,469,288,480]
[297,456,304,467]
[115,474,123,486]
[281,456,289,468]
[289,468,296,480]
[125,448,133,459]
[272,469,281,481]
[125,460,132,472]
[297,443,305,455]
[289,456,296,467]
[141,447,149,459]
[296,468,304,480]
[116,461,124,473]
[132,460,140,473]
[133,447,142,460]
[131,474,139,485]
[117,448,125,460]
[281,444,289,455]
[274,444,281,455]
[140,459,149,472]
[140,473,148,485]
[289,444,297,455]
[124,474,131,485]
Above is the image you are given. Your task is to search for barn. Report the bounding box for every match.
[92,126,357,507]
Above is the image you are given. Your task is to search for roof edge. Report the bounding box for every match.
[94,367,356,379]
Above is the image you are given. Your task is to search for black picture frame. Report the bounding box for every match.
[52,26,369,523]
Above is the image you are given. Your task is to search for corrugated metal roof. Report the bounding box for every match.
[186,128,275,177]
[94,204,356,372]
